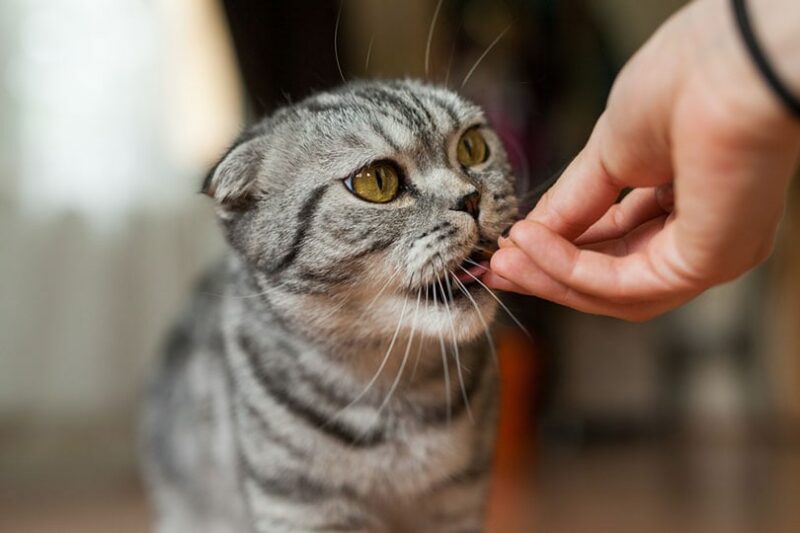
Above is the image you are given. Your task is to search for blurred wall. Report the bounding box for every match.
[0,0,240,489]
[765,181,800,427]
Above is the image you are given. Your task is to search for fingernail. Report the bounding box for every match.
[656,183,675,212]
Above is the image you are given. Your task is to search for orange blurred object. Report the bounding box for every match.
[485,328,540,533]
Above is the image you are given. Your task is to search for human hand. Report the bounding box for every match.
[485,0,800,321]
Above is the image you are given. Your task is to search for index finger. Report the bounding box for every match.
[527,116,622,241]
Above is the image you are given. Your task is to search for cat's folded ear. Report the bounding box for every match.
[201,136,264,215]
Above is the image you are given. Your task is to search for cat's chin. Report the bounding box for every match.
[389,252,498,342]
[412,290,499,342]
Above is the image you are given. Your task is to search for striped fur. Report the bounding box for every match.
[141,80,518,532]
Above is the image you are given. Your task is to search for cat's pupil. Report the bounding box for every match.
[375,167,384,190]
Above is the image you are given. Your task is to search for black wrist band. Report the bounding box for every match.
[732,0,800,118]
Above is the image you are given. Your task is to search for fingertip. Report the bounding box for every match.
[491,245,542,284]
[510,220,578,274]
[490,245,574,302]
[486,250,546,296]
[489,246,521,279]
[483,272,524,293]
[507,220,557,259]
[497,221,520,248]
[508,219,540,245]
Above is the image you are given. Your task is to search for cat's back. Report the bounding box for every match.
[141,257,247,532]
[148,258,229,410]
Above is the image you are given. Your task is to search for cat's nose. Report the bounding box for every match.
[452,190,481,220]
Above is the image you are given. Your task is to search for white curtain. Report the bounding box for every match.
[0,0,241,431]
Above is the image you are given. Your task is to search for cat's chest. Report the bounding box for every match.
[223,315,496,498]
[301,414,480,497]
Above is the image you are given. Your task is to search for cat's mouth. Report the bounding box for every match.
[421,247,494,304]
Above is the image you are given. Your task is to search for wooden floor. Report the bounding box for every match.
[0,483,149,533]
[2,441,799,533]
[524,441,800,533]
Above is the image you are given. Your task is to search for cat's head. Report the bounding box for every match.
[204,80,517,346]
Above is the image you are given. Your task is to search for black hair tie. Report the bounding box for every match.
[732,0,800,119]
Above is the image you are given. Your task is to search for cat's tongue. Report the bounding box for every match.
[456,260,489,284]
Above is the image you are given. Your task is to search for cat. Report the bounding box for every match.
[141,79,518,533]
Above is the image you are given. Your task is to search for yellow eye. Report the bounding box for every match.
[345,161,401,203]
[457,128,489,167]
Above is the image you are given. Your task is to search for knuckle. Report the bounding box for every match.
[610,205,627,232]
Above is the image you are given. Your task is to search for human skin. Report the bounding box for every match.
[485,0,800,321]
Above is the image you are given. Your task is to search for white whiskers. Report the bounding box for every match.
[334,1,346,83]
[438,273,473,423]
[450,272,498,370]
[461,24,511,88]
[329,266,403,327]
[431,275,452,424]
[223,275,294,299]
[366,268,401,309]
[457,263,532,341]
[462,257,490,271]
[364,34,374,73]
[326,294,409,424]
[410,283,430,380]
[425,0,445,76]
[444,41,456,88]
[372,289,422,422]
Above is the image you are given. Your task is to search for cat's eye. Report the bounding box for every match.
[457,128,489,167]
[344,161,401,203]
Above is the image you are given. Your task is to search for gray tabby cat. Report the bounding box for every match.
[141,79,518,533]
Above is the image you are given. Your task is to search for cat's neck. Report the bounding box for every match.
[227,256,489,398]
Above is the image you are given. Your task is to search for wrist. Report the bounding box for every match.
[687,0,800,137]
[746,0,800,98]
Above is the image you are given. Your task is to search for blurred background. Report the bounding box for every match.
[1,0,799,531]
